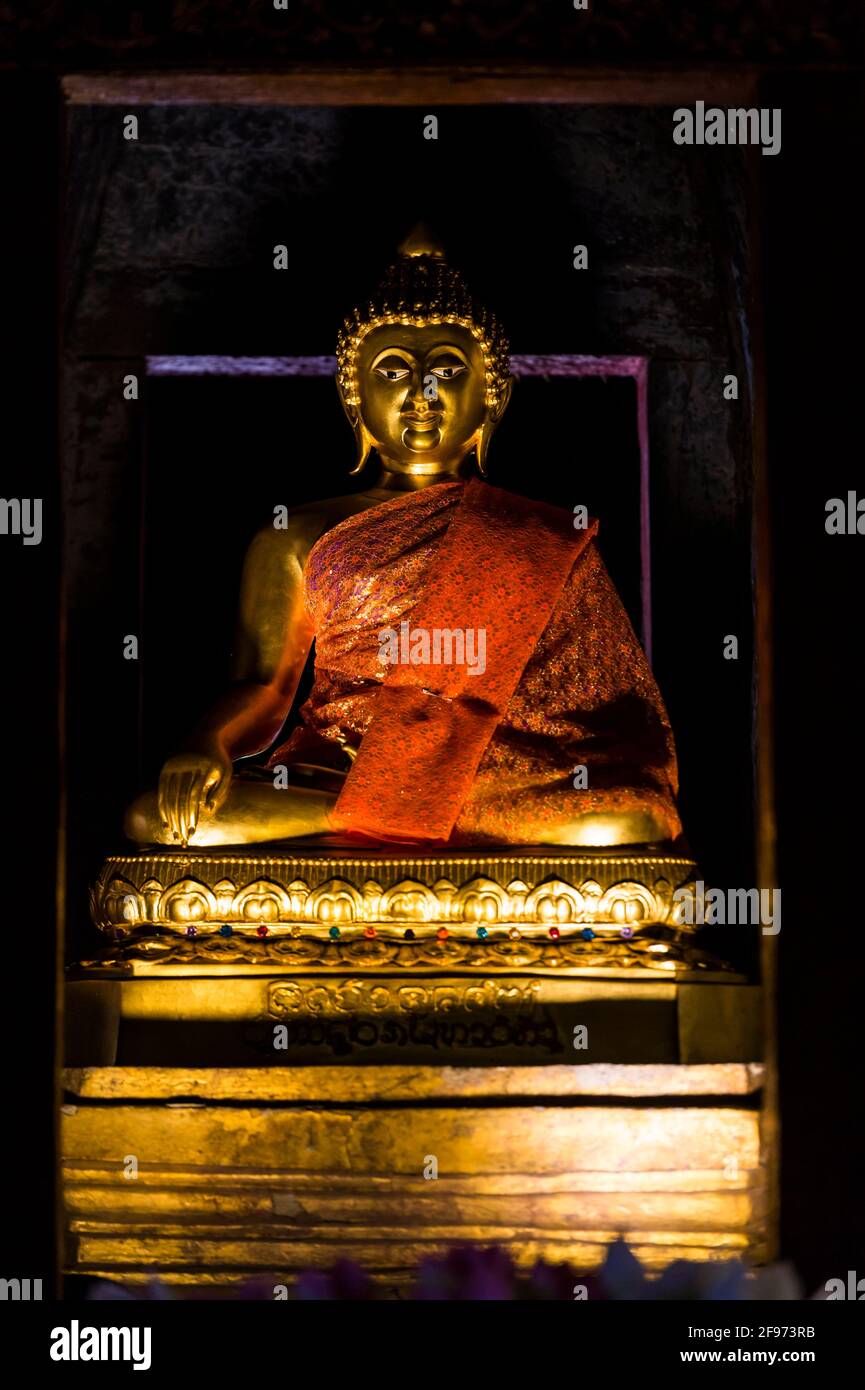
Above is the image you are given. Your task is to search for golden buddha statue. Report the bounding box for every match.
[125,226,682,856]
[71,230,761,1300]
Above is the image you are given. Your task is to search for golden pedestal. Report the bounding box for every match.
[63,846,766,1289]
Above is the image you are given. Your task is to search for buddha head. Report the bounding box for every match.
[336,224,512,479]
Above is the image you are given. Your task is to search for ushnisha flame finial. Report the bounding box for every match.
[336,224,510,409]
[396,220,446,259]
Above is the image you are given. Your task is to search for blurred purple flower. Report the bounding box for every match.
[82,1239,805,1301]
[528,1259,607,1301]
[294,1258,374,1301]
[414,1245,518,1300]
[86,1277,175,1300]
[596,1239,802,1301]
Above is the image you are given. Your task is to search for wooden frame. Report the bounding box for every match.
[64,67,762,107]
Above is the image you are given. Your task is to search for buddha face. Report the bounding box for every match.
[352,323,496,474]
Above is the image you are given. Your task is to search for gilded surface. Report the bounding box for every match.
[61,1064,768,1283]
[63,1064,766,1101]
[81,929,728,975]
[267,976,540,1017]
[91,848,701,936]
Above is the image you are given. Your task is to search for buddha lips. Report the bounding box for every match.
[332,479,598,843]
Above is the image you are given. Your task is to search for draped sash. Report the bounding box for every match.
[332,479,598,842]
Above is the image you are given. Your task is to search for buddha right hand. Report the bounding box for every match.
[157,745,233,846]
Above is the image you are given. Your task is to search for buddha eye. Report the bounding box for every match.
[373,366,410,381]
[430,364,467,380]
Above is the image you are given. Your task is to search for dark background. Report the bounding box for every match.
[1,1,862,1299]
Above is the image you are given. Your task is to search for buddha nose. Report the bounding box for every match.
[406,369,433,405]
[406,376,427,407]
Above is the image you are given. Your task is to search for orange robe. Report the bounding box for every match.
[267,479,681,847]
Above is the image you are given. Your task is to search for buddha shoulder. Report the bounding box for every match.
[244,494,378,575]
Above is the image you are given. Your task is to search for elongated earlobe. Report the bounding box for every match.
[475,378,512,477]
[475,420,495,478]
[336,376,373,476]
[349,422,372,476]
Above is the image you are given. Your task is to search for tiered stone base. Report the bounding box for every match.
[62,1062,767,1289]
[62,844,766,1289]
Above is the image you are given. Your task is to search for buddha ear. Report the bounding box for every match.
[335,376,373,475]
[475,376,513,477]
[492,375,514,424]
